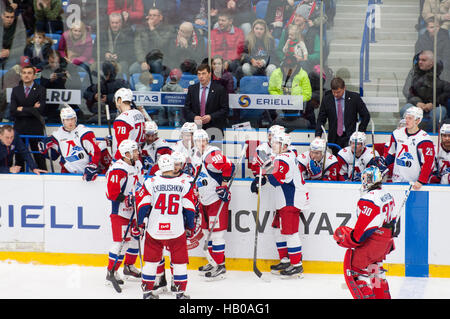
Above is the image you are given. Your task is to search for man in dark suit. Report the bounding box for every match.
[183,63,229,140]
[315,77,370,155]
[10,65,47,170]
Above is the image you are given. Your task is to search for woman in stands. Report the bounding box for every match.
[58,20,94,67]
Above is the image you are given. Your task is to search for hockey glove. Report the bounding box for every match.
[123,195,135,209]
[308,159,322,177]
[131,223,145,239]
[368,156,388,177]
[216,185,231,202]
[83,163,98,182]
[333,226,361,249]
[250,175,267,194]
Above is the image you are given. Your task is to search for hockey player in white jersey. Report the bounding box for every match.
[112,88,146,160]
[194,129,235,279]
[430,124,450,184]
[297,137,340,181]
[135,154,196,299]
[385,106,435,190]
[334,166,398,299]
[39,106,102,181]
[141,120,172,176]
[336,132,383,181]
[105,139,144,290]
[172,122,202,175]
[266,132,310,278]
[250,125,285,177]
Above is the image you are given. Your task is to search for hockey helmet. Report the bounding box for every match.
[349,131,366,146]
[268,125,285,137]
[172,151,186,165]
[272,132,291,147]
[193,129,209,141]
[404,106,423,122]
[310,137,326,152]
[60,106,77,122]
[440,124,450,135]
[118,139,138,159]
[114,88,133,104]
[180,122,197,134]
[144,121,158,135]
[361,166,382,191]
[158,154,175,172]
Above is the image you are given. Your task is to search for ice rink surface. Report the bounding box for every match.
[1,261,450,301]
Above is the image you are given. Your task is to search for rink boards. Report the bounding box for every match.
[0,174,448,278]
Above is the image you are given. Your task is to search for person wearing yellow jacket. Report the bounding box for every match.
[268,55,312,129]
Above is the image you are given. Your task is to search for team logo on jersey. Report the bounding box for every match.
[238,95,251,108]
[396,152,413,168]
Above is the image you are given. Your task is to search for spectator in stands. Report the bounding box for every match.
[135,71,153,91]
[237,19,278,81]
[163,68,184,126]
[144,0,178,25]
[83,61,130,118]
[276,8,320,73]
[415,18,450,82]
[62,0,106,31]
[58,20,94,67]
[0,55,30,121]
[23,30,53,70]
[9,64,47,170]
[422,0,450,34]
[402,50,450,131]
[145,49,171,82]
[106,0,145,27]
[93,12,135,78]
[0,5,27,70]
[315,77,371,155]
[210,10,245,74]
[177,0,214,30]
[131,7,175,75]
[265,0,297,39]
[0,124,47,174]
[40,50,82,122]
[4,0,36,35]
[282,23,308,69]
[268,54,312,129]
[211,55,235,94]
[213,0,256,36]
[33,0,63,34]
[180,58,198,75]
[168,21,206,69]
[183,63,229,136]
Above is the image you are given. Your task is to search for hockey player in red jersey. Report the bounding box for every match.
[194,129,235,280]
[39,106,102,181]
[430,124,450,184]
[265,132,310,278]
[105,139,144,290]
[333,166,398,299]
[385,106,435,190]
[135,154,196,299]
[112,88,146,160]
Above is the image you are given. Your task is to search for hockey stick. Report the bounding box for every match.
[202,143,248,267]
[321,125,328,179]
[132,183,144,276]
[351,122,360,181]
[105,104,113,155]
[108,209,135,293]
[370,119,376,160]
[252,167,271,282]
[392,183,413,238]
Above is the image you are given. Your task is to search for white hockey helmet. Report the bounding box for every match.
[193,129,209,142]
[310,137,326,152]
[440,124,450,135]
[349,131,366,146]
[144,121,158,135]
[158,154,175,172]
[114,87,133,104]
[60,106,77,122]
[180,122,197,134]
[172,151,186,165]
[272,132,291,147]
[268,125,285,137]
[118,139,138,159]
[404,106,423,122]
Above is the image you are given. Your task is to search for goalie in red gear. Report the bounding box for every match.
[333,166,398,299]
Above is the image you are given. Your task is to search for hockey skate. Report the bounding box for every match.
[176,292,191,299]
[270,258,291,275]
[153,272,168,295]
[280,264,304,279]
[143,290,159,299]
[198,263,214,276]
[123,264,141,280]
[204,264,226,281]
[106,269,125,293]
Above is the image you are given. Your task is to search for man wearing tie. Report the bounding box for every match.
[10,65,47,170]
[315,77,370,155]
[183,63,229,140]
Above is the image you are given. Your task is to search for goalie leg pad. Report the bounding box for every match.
[343,249,375,299]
